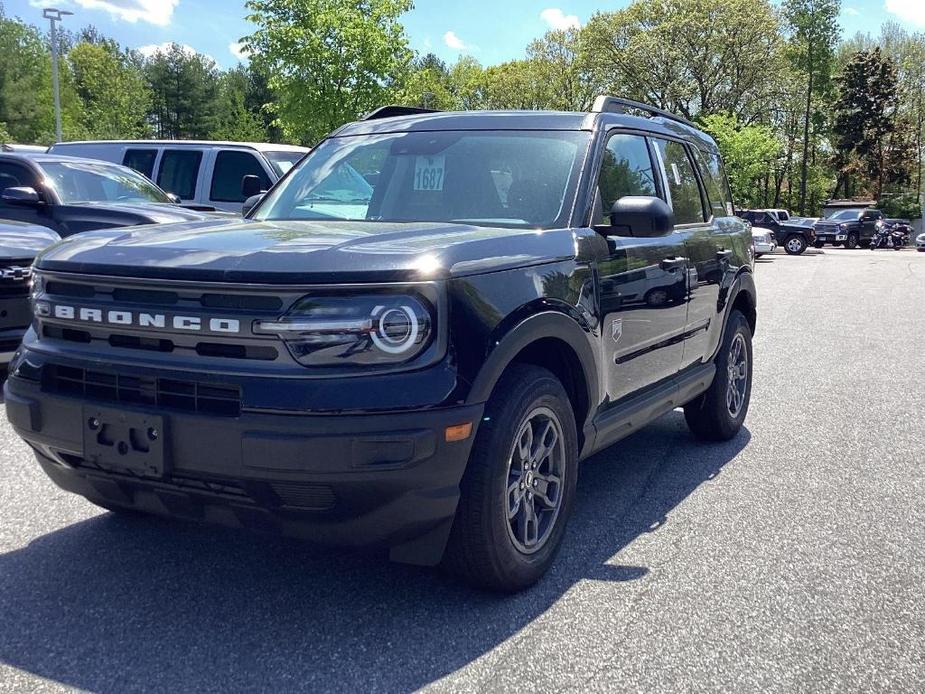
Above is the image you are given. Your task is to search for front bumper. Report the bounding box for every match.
[5,374,483,565]
[0,294,31,361]
[814,233,848,244]
[753,240,777,254]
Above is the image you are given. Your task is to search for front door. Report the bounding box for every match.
[593,132,688,403]
[0,161,53,230]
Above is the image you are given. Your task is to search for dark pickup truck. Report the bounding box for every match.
[0,153,230,237]
[813,208,883,249]
[737,209,815,255]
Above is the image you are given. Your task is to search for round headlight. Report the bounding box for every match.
[371,305,419,354]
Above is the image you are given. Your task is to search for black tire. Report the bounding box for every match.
[443,364,578,592]
[846,233,859,249]
[683,310,753,442]
[813,241,824,249]
[784,235,806,255]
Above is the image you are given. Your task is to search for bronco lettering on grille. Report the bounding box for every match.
[40,303,241,334]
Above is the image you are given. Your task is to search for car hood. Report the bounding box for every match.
[34,219,578,283]
[751,226,773,238]
[76,202,235,224]
[815,219,852,228]
[0,221,61,258]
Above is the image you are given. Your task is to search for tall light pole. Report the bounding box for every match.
[43,7,73,143]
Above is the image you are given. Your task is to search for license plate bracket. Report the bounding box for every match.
[83,406,167,478]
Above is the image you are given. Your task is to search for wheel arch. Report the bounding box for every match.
[466,311,599,452]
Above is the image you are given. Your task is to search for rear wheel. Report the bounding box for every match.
[784,235,806,255]
[813,241,824,249]
[443,364,578,592]
[684,310,752,441]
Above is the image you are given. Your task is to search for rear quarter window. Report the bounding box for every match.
[122,149,158,179]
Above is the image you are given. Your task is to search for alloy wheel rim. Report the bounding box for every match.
[787,238,802,252]
[505,406,566,554]
[726,333,748,418]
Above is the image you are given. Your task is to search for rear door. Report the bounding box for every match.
[650,138,721,370]
[156,148,204,203]
[593,131,688,402]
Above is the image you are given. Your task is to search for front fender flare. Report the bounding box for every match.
[465,311,599,419]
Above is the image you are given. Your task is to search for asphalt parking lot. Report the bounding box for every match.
[1,247,923,693]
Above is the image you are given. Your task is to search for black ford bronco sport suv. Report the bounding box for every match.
[6,97,756,592]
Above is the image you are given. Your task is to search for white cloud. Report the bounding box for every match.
[540,8,581,31]
[229,41,249,61]
[73,0,178,26]
[844,6,860,16]
[137,42,196,58]
[28,0,66,9]
[885,0,925,27]
[443,31,470,51]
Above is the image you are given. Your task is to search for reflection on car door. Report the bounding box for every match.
[593,132,688,403]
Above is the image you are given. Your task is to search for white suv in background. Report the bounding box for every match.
[47,140,309,212]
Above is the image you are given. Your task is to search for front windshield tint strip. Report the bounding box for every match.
[254,130,590,230]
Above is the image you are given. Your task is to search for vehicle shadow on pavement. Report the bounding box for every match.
[0,412,749,692]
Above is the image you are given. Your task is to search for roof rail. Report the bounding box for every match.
[363,105,440,121]
[591,95,695,128]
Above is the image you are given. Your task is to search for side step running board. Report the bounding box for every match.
[585,363,715,459]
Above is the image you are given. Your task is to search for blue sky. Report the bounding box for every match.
[6,0,925,68]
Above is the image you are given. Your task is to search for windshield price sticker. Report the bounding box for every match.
[414,155,445,191]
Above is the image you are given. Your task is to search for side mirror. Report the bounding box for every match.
[242,193,264,217]
[241,175,265,199]
[166,193,181,204]
[2,186,41,206]
[608,196,674,237]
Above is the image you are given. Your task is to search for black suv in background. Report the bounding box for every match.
[6,98,756,591]
[738,209,814,255]
[0,153,229,237]
[813,208,883,249]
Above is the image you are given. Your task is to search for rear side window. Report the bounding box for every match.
[122,149,158,179]
[693,149,734,218]
[210,150,272,203]
[595,133,658,225]
[157,150,203,200]
[653,139,706,225]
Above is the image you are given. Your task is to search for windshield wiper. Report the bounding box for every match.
[304,195,369,204]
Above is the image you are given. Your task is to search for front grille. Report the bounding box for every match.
[45,280,282,311]
[42,364,241,417]
[268,481,337,511]
[0,259,34,297]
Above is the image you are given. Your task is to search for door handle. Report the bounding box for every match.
[660,256,688,270]
[716,249,733,260]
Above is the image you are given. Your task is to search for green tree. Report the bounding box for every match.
[396,53,457,109]
[525,29,596,111]
[701,113,781,208]
[582,0,784,122]
[243,0,414,144]
[69,41,151,138]
[783,0,841,214]
[211,67,270,141]
[0,10,83,143]
[833,48,906,198]
[144,43,221,139]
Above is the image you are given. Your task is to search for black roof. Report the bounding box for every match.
[333,109,719,153]
[0,152,103,164]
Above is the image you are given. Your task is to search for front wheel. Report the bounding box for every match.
[784,235,807,255]
[684,310,753,441]
[443,364,578,592]
[846,233,859,249]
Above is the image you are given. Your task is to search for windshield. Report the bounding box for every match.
[41,161,170,204]
[264,150,306,177]
[828,209,862,221]
[253,130,589,229]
